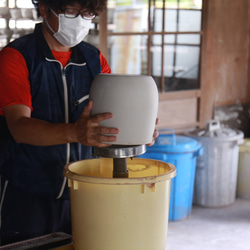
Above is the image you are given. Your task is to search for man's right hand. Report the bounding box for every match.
[72,101,119,147]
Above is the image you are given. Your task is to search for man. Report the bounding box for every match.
[0,0,119,245]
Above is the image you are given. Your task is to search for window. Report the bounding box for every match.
[95,0,204,130]
[0,0,39,49]
[106,0,202,92]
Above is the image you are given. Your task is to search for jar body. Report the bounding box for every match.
[90,74,159,145]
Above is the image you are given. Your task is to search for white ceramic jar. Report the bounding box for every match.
[89,74,159,145]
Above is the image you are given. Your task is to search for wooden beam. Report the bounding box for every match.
[99,8,108,59]
[159,89,201,101]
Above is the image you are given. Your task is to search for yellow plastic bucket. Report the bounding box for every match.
[64,158,176,250]
[237,139,250,200]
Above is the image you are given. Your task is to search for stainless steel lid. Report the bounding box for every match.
[92,144,146,158]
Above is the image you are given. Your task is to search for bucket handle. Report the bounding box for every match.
[158,129,176,145]
[194,145,203,157]
[206,120,221,132]
[234,138,244,146]
[238,138,244,145]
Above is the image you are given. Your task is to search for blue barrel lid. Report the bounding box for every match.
[147,132,202,154]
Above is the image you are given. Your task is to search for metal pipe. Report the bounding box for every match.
[113,158,128,178]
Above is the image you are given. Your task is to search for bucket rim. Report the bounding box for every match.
[186,129,244,142]
[152,134,203,154]
[63,158,176,185]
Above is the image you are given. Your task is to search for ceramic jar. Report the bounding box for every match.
[89,74,159,145]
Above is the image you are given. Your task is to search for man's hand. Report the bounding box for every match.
[147,117,159,146]
[72,101,119,147]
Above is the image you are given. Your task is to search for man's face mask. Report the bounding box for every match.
[45,8,92,47]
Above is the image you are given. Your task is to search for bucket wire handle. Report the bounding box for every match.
[158,129,176,145]
[206,120,221,132]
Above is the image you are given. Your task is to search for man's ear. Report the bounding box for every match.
[38,2,49,18]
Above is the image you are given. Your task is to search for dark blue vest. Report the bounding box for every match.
[0,23,102,198]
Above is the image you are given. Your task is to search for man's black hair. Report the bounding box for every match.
[31,0,107,16]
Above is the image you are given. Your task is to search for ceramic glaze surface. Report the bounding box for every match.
[89,74,159,145]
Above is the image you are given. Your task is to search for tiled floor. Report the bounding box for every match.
[165,199,250,250]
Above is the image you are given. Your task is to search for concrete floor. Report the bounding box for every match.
[165,198,250,250]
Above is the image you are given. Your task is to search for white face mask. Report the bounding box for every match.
[45,8,91,47]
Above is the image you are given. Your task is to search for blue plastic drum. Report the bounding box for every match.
[139,131,203,221]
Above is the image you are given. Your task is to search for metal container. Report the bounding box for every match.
[187,120,244,207]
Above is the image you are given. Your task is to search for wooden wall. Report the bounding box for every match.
[100,0,250,132]
[199,0,250,127]
[157,0,250,132]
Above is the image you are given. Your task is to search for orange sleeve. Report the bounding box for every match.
[0,47,32,116]
[99,52,111,74]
